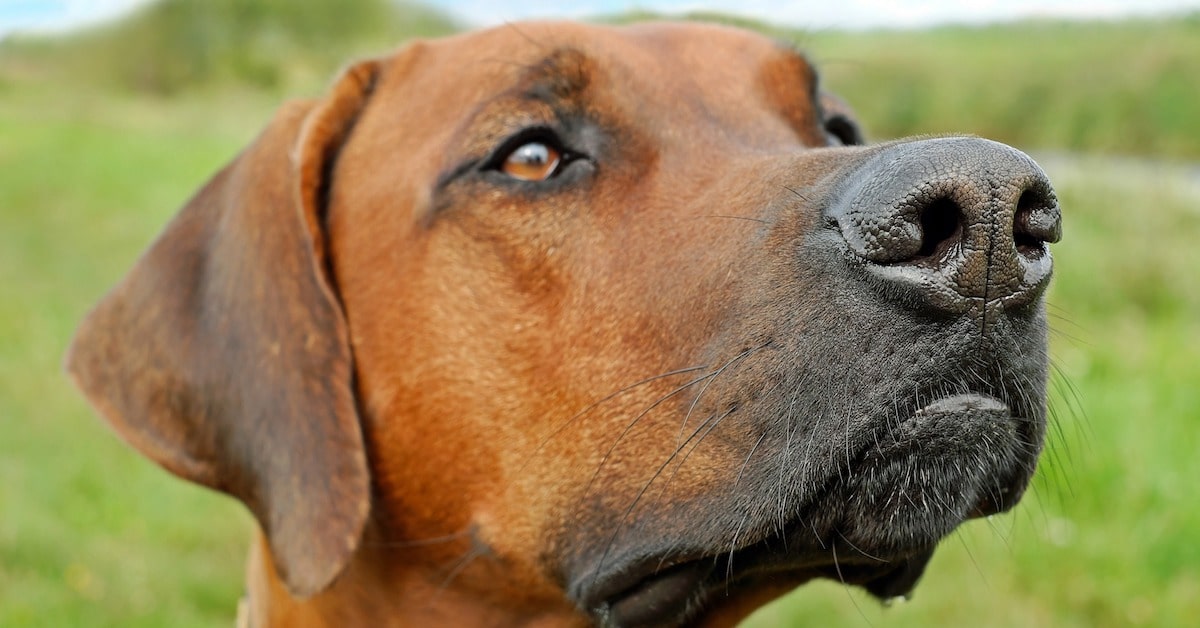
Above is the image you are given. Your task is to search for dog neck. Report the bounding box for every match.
[240,530,589,627]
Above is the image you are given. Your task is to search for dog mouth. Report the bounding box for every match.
[578,392,1032,627]
[585,540,936,627]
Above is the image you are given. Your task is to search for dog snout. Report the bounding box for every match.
[826,137,1061,317]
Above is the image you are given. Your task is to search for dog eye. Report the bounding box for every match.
[501,141,562,181]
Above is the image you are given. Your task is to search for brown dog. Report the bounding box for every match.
[67,20,1061,627]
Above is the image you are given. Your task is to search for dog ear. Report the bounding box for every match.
[66,60,380,598]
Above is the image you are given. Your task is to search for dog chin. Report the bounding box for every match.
[579,392,1035,627]
[833,393,1031,550]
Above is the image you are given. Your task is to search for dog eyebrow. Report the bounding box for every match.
[517,48,593,106]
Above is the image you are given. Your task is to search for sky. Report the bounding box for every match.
[2,0,1199,38]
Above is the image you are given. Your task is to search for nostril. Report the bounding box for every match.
[1013,185,1061,259]
[827,138,1061,315]
[913,197,962,261]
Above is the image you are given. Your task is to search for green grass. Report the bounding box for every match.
[802,17,1200,160]
[2,3,1198,626]
[615,11,1200,160]
[0,83,265,627]
[0,0,458,95]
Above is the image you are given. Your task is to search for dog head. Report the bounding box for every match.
[68,21,1060,626]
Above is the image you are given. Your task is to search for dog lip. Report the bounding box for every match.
[842,389,1029,541]
[580,536,924,625]
[586,558,714,626]
[914,392,1008,417]
[875,391,1013,454]
[860,547,937,600]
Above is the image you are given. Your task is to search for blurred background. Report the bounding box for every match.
[1,0,1197,625]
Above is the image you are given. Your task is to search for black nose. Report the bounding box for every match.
[827,138,1061,317]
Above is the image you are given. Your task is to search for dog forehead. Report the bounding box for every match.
[367,20,816,116]
[411,20,792,72]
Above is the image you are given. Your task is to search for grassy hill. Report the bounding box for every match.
[614,11,1200,159]
[0,0,458,94]
[806,16,1200,159]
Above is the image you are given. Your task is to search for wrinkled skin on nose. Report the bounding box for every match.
[826,137,1062,326]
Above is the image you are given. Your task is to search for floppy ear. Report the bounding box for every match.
[66,60,380,597]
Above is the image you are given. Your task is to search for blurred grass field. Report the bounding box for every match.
[2,2,1198,626]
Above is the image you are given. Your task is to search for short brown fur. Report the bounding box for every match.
[68,20,1058,627]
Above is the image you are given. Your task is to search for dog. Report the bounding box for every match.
[67,20,1062,627]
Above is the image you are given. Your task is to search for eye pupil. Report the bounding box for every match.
[501,141,562,181]
[515,143,550,165]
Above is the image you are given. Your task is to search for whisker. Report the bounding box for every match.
[581,372,715,499]
[677,345,763,445]
[663,403,741,495]
[693,214,770,225]
[1047,324,1089,348]
[435,545,487,593]
[952,523,990,586]
[830,544,875,626]
[652,406,742,572]
[362,528,471,550]
[725,511,754,591]
[500,21,549,51]
[734,430,769,489]
[525,365,709,473]
[602,405,738,577]
[783,185,813,203]
[834,530,887,563]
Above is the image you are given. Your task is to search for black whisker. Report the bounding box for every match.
[581,372,715,499]
[783,184,813,203]
[676,346,762,445]
[834,529,888,563]
[694,214,770,225]
[524,365,709,474]
[596,401,742,583]
[361,528,471,550]
[435,545,487,593]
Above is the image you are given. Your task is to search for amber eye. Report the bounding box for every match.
[501,141,562,181]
